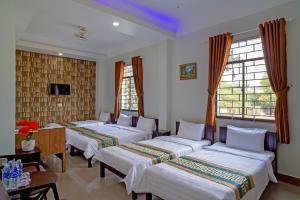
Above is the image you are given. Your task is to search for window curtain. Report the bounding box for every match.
[259,18,290,144]
[132,56,144,116]
[114,61,125,119]
[205,33,233,128]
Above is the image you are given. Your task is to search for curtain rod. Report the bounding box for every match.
[232,17,295,36]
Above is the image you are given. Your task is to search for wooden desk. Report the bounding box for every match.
[16,128,66,172]
[7,171,59,200]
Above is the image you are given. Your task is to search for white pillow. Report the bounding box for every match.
[177,120,205,141]
[136,116,155,132]
[226,125,267,152]
[99,112,111,122]
[117,114,132,127]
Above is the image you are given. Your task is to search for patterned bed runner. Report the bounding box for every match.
[119,143,176,164]
[166,156,255,200]
[59,122,119,148]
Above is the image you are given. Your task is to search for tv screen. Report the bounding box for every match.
[50,84,70,95]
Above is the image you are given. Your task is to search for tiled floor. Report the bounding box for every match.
[45,153,300,200]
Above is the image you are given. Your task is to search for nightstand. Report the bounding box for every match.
[15,147,41,164]
[152,130,171,138]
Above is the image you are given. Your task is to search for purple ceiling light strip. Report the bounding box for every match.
[95,0,179,33]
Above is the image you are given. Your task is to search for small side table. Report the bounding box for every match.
[152,130,171,138]
[15,147,41,164]
[7,171,60,200]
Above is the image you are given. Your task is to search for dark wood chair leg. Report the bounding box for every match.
[70,145,75,156]
[146,193,152,200]
[132,191,137,200]
[88,156,93,168]
[50,183,60,200]
[100,162,105,177]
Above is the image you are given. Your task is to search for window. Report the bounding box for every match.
[217,37,275,121]
[121,65,138,111]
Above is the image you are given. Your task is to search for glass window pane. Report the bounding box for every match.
[121,66,138,111]
[218,38,274,120]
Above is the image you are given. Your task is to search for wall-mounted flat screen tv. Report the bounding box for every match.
[50,84,70,95]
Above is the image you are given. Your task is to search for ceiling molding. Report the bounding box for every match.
[16,40,107,61]
[72,0,177,39]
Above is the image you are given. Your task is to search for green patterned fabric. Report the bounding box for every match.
[119,143,176,164]
[166,156,255,200]
[59,122,119,148]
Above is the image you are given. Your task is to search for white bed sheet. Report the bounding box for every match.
[47,123,152,159]
[205,142,277,183]
[135,143,276,200]
[94,136,211,193]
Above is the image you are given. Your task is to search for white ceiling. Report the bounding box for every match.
[16,0,169,60]
[92,0,293,36]
[16,0,293,60]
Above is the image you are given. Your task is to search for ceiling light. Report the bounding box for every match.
[113,21,120,27]
[58,53,63,56]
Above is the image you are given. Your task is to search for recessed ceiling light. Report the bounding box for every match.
[58,53,63,56]
[113,21,120,27]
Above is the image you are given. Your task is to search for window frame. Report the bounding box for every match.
[120,65,138,112]
[216,37,275,123]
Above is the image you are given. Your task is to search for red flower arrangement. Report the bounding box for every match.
[17,120,39,141]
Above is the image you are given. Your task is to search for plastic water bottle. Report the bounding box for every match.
[1,164,10,190]
[17,159,23,173]
[10,162,20,190]
[16,159,23,182]
[7,160,14,190]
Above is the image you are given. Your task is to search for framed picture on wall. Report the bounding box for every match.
[179,62,197,80]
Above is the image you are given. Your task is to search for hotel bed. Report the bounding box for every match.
[47,116,158,167]
[95,121,214,194]
[134,126,277,200]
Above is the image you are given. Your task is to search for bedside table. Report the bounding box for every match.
[15,147,41,164]
[152,130,171,138]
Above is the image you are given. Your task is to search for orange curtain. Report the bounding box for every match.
[132,56,144,116]
[114,61,125,119]
[259,18,290,144]
[205,33,233,128]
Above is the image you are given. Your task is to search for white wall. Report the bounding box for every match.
[98,0,300,178]
[98,40,172,129]
[0,0,16,155]
[170,0,300,178]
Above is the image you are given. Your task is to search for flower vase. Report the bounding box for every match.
[21,139,35,152]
